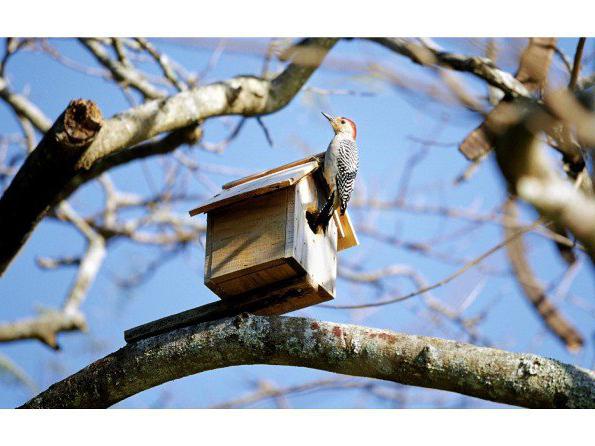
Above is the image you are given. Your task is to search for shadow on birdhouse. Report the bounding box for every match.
[124,153,358,343]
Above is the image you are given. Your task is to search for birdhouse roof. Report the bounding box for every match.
[189,152,358,251]
[188,154,322,216]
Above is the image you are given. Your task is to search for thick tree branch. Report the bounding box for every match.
[63,123,203,198]
[75,38,337,170]
[369,38,530,98]
[0,38,337,276]
[458,38,556,161]
[0,99,103,275]
[20,315,595,409]
[493,101,595,263]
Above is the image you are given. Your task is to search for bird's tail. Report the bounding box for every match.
[306,192,335,233]
[316,193,335,230]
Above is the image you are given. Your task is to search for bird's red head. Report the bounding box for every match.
[341,117,357,140]
[322,112,357,140]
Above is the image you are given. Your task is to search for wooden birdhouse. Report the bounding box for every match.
[189,153,358,315]
[124,153,359,344]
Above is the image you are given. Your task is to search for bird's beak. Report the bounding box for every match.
[321,112,334,122]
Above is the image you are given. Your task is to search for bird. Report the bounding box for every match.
[307,112,359,232]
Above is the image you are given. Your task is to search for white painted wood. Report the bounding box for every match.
[189,161,319,215]
[292,176,337,297]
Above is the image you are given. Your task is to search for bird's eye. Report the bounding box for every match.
[340,120,346,124]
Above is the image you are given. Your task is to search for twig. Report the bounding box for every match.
[78,38,166,99]
[569,38,586,90]
[135,38,186,92]
[256,116,273,147]
[324,219,542,309]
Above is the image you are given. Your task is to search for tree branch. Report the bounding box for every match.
[369,38,530,98]
[0,99,103,275]
[493,101,595,263]
[503,198,584,351]
[0,76,52,133]
[79,38,167,100]
[20,315,594,409]
[0,310,86,350]
[75,38,336,170]
[569,38,586,90]
[0,202,105,348]
[457,38,557,161]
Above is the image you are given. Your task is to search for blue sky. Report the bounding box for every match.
[0,38,593,408]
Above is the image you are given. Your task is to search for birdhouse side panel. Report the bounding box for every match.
[291,176,337,299]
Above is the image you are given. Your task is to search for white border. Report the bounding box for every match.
[2,409,593,445]
[1,0,594,37]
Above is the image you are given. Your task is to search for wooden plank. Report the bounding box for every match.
[333,211,345,239]
[338,211,359,251]
[208,261,300,297]
[125,273,321,344]
[207,189,289,282]
[189,162,319,216]
[222,153,324,190]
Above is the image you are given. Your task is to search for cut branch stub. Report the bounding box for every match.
[55,99,103,148]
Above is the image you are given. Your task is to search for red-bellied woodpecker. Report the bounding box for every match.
[307,112,359,232]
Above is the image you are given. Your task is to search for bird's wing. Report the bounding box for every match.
[336,139,359,214]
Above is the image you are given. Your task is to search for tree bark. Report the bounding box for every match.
[20,315,595,409]
[0,99,103,275]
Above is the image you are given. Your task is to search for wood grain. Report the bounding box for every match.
[125,273,322,343]
[189,161,318,215]
[222,153,324,190]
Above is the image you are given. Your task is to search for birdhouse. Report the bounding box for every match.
[189,153,358,315]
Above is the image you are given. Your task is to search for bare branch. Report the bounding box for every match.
[0,310,86,350]
[325,219,542,309]
[0,202,105,348]
[79,38,167,100]
[0,352,38,394]
[75,37,337,170]
[20,315,595,408]
[493,100,595,263]
[210,377,403,409]
[569,38,586,90]
[135,38,187,92]
[370,38,529,98]
[458,38,557,161]
[503,198,584,351]
[0,76,52,133]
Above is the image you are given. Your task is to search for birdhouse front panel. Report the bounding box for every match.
[189,154,358,315]
[205,187,299,298]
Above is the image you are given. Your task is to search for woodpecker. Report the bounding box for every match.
[307,112,359,232]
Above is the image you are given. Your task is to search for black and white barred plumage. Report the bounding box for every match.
[332,138,359,214]
[307,113,359,232]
